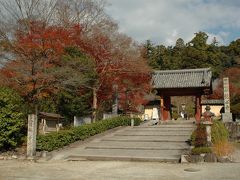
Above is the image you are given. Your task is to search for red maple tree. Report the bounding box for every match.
[209,67,240,99]
[1,20,152,117]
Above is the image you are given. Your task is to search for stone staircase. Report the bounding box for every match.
[64,120,195,162]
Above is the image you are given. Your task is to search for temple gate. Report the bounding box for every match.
[152,68,212,123]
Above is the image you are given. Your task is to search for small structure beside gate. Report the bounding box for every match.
[39,112,64,134]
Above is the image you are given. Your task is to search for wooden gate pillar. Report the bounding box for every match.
[195,95,201,123]
[160,96,164,121]
[161,96,171,121]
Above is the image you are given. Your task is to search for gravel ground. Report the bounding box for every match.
[0,160,240,180]
[232,143,240,162]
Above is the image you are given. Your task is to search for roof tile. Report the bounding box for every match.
[152,68,212,88]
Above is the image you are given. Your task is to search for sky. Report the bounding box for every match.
[105,0,240,46]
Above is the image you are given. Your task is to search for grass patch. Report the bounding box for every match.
[191,147,212,155]
[212,140,234,156]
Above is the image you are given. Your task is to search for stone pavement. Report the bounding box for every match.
[48,120,195,162]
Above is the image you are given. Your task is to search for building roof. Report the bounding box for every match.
[201,99,224,105]
[39,112,64,120]
[145,100,160,106]
[152,68,212,89]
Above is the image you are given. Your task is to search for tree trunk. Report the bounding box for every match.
[35,104,38,116]
[92,88,97,123]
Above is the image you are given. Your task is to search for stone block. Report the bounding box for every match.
[217,156,232,163]
[204,153,217,162]
[180,155,189,163]
[222,113,233,122]
[11,155,18,159]
[190,155,204,163]
[74,116,92,127]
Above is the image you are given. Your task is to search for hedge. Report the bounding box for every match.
[37,116,141,151]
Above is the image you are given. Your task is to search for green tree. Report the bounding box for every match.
[0,87,24,150]
[188,32,208,50]
[53,47,97,92]
[144,31,239,79]
[56,90,93,123]
[180,32,229,78]
[225,39,240,66]
[175,38,185,49]
[144,40,159,69]
[35,47,97,124]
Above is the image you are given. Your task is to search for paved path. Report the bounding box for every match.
[49,120,195,162]
[0,160,240,180]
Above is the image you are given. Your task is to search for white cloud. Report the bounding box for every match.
[207,32,230,45]
[105,0,240,46]
[166,30,179,45]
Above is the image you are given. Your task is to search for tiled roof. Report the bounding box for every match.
[152,68,212,89]
[39,112,64,119]
[201,99,224,105]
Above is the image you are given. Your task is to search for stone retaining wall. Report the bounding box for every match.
[224,122,240,141]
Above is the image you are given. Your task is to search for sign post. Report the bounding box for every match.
[27,114,38,158]
[222,78,232,122]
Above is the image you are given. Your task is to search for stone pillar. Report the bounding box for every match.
[202,121,213,146]
[130,113,134,127]
[112,85,118,115]
[131,119,134,127]
[27,114,38,158]
[195,95,201,123]
[222,77,232,122]
[56,121,60,132]
[43,119,46,134]
[74,116,78,127]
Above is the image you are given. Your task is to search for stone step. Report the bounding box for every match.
[161,120,195,124]
[130,128,194,132]
[114,131,191,136]
[49,121,195,163]
[65,149,182,162]
[125,129,193,132]
[86,141,189,149]
[134,126,195,128]
[66,155,180,162]
[102,135,189,142]
[159,125,195,128]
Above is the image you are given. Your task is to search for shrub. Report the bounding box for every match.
[0,87,25,150]
[191,124,207,147]
[191,147,212,155]
[37,116,141,151]
[191,120,229,147]
[172,111,179,120]
[211,120,229,144]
